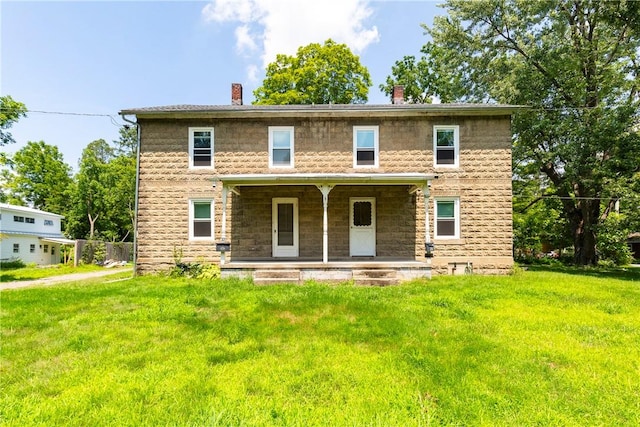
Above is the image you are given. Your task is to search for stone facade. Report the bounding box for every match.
[128,104,514,275]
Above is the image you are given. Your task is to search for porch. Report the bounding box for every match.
[214,173,437,284]
[220,259,432,285]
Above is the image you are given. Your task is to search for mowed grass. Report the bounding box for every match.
[1,268,639,426]
[0,263,106,282]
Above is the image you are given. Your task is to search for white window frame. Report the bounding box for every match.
[44,219,54,226]
[433,125,460,168]
[189,199,214,241]
[188,127,214,169]
[353,126,379,168]
[13,243,19,253]
[434,197,460,239]
[269,126,294,168]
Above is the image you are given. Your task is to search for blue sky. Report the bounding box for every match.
[2,0,441,170]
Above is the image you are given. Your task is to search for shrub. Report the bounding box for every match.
[597,213,633,266]
[0,259,26,269]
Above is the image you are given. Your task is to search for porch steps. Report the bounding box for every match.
[253,269,300,285]
[352,269,398,286]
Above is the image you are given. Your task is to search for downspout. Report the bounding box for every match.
[120,113,140,277]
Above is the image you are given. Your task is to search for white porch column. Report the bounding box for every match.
[423,185,430,242]
[317,185,334,264]
[220,184,230,265]
[422,183,431,253]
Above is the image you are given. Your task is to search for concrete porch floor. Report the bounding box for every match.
[220,259,432,285]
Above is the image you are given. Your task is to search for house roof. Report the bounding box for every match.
[0,203,64,218]
[215,173,438,188]
[120,103,524,119]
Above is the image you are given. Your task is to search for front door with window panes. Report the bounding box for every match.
[272,198,298,257]
[349,197,376,256]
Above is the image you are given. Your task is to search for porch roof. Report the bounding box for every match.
[215,173,438,187]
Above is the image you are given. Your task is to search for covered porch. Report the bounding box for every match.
[215,173,437,283]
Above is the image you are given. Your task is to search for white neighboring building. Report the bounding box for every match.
[0,203,75,265]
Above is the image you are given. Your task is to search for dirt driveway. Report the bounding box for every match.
[0,267,132,291]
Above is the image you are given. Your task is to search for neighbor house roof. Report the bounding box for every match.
[0,203,64,218]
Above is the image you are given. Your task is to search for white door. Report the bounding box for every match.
[350,197,376,256]
[272,198,299,257]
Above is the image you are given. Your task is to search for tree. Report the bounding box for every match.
[0,95,27,146]
[253,39,372,105]
[66,130,136,242]
[67,139,115,240]
[0,141,73,213]
[383,0,640,265]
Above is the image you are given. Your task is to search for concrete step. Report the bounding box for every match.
[253,269,300,285]
[352,269,398,286]
[352,269,397,279]
[254,269,300,279]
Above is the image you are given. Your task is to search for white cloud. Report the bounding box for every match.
[202,0,379,75]
[235,25,258,53]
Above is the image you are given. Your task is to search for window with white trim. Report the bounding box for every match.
[189,127,214,168]
[269,126,294,168]
[435,198,460,239]
[189,199,214,240]
[434,125,459,167]
[44,219,54,226]
[25,217,35,224]
[353,126,379,168]
[14,216,24,223]
[44,245,49,253]
[30,244,36,253]
[13,243,19,253]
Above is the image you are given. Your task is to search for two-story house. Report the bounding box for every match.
[120,84,515,283]
[0,203,75,265]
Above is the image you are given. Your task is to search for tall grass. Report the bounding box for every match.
[1,269,639,426]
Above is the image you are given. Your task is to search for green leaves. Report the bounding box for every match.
[253,39,372,105]
[0,95,27,146]
[385,0,640,264]
[0,141,72,214]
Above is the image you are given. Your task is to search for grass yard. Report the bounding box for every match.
[0,263,106,282]
[1,268,639,426]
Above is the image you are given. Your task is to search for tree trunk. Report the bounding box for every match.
[570,199,600,265]
[88,212,99,240]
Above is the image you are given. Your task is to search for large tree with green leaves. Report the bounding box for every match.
[0,141,73,213]
[253,39,372,105]
[383,0,640,265]
[0,95,27,146]
[66,130,136,242]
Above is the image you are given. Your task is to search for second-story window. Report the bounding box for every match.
[434,125,459,168]
[269,127,294,168]
[189,127,214,168]
[353,126,379,168]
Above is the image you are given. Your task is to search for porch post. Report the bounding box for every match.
[422,183,431,245]
[220,184,230,265]
[317,185,334,264]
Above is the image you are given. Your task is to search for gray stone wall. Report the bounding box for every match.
[135,114,513,275]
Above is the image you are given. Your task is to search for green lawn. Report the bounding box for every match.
[0,263,106,282]
[1,268,639,426]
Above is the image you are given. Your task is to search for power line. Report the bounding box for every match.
[0,107,124,127]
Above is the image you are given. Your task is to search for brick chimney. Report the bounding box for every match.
[392,85,405,105]
[231,83,243,105]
